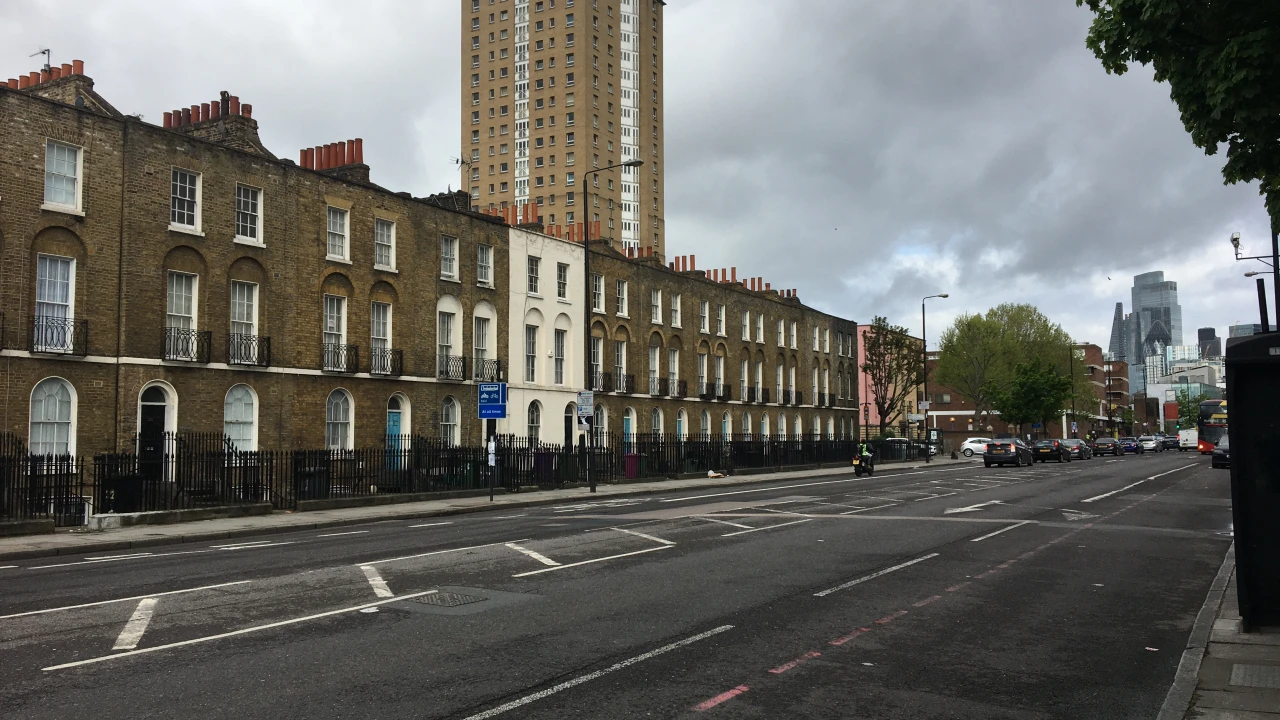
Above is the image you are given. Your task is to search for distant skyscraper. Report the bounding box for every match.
[1197,327,1221,358]
[1108,302,1128,361]
[1230,323,1265,337]
[1125,271,1183,395]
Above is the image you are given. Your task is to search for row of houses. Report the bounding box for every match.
[0,62,862,458]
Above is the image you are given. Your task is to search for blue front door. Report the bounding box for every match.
[387,411,401,448]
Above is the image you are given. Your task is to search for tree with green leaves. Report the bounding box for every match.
[1078,0,1280,224]
[860,315,924,437]
[1117,406,1137,435]
[992,360,1075,436]
[1175,387,1209,429]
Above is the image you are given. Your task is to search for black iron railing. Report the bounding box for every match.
[370,347,403,376]
[698,381,713,400]
[31,316,88,356]
[228,334,271,367]
[760,387,771,404]
[672,379,688,398]
[473,357,501,382]
[649,377,668,396]
[164,327,211,363]
[591,371,613,392]
[794,390,804,406]
[715,383,732,402]
[613,373,635,394]
[323,343,359,373]
[438,354,466,381]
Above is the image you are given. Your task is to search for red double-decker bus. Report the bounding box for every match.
[1197,399,1227,454]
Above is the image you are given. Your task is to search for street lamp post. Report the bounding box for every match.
[582,158,643,493]
[921,294,949,462]
[1231,229,1279,331]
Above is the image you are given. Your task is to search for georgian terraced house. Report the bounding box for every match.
[0,62,510,456]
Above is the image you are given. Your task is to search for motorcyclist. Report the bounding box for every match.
[856,441,874,474]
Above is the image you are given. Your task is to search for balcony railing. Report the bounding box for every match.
[438,354,466,381]
[715,383,732,402]
[228,334,271,367]
[794,390,804,406]
[780,389,793,406]
[649,376,668,396]
[473,357,501,382]
[818,392,829,407]
[322,343,359,373]
[671,379,687,398]
[760,387,771,404]
[746,386,759,403]
[31,316,88,356]
[698,381,713,400]
[613,373,635,394]
[591,371,613,392]
[164,327,211,363]
[370,347,403,376]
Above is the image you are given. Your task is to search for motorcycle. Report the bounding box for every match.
[853,448,875,477]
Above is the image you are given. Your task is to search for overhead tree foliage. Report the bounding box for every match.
[1078,0,1280,222]
[860,315,923,437]
[1175,387,1210,429]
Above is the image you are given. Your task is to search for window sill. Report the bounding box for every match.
[374,265,399,274]
[557,297,572,304]
[234,237,266,248]
[169,223,205,237]
[671,324,681,330]
[41,203,85,217]
[616,313,629,320]
[477,281,495,289]
[439,276,462,285]
[528,292,543,299]
[326,256,352,265]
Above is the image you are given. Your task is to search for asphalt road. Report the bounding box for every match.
[0,450,1230,719]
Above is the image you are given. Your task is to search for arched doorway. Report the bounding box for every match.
[138,384,174,482]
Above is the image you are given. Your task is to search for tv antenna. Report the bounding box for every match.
[30,47,52,72]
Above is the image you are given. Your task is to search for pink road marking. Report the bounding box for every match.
[998,561,1013,569]
[768,651,822,674]
[975,569,998,578]
[1019,551,1037,560]
[875,610,907,625]
[912,594,942,608]
[829,627,872,646]
[694,685,750,711]
[946,582,970,592]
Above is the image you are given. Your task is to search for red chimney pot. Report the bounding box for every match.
[181,107,192,125]
[228,96,240,115]
[72,60,84,75]
[338,141,347,167]
[61,63,72,77]
[241,103,252,118]
[346,139,356,165]
[163,112,173,129]
[210,100,221,120]
[354,138,364,164]
[40,69,50,83]
[200,103,210,122]
[18,76,29,89]
[28,72,40,85]
[49,67,61,80]
[5,78,16,89]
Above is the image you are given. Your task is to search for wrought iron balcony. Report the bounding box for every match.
[794,390,804,406]
[649,376,668,396]
[228,333,271,367]
[591,371,613,392]
[746,386,758,403]
[715,383,732,402]
[31,316,88,356]
[671,379,687,398]
[613,373,636,394]
[437,354,466,381]
[322,343,359,373]
[698,381,713,400]
[760,387,771,404]
[370,347,403,376]
[780,389,793,406]
[164,327,211,363]
[473,357,501,382]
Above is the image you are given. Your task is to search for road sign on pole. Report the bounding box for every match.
[576,390,594,418]
[478,382,507,419]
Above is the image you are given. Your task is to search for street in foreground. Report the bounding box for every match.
[0,453,1228,719]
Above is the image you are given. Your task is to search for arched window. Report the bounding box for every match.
[440,396,459,445]
[30,377,74,456]
[700,410,710,438]
[794,415,803,438]
[742,412,752,440]
[676,408,688,440]
[623,407,636,444]
[813,415,821,438]
[326,389,352,449]
[650,407,662,435]
[761,413,770,438]
[527,401,542,441]
[778,414,787,440]
[827,417,835,439]
[594,404,607,446]
[224,384,257,451]
[721,411,731,436]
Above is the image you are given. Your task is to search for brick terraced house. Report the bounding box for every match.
[0,62,510,456]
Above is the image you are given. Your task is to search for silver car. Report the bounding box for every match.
[1138,436,1161,452]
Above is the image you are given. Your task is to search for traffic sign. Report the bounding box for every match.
[478,382,507,419]
[1071,421,1078,433]
[576,390,594,418]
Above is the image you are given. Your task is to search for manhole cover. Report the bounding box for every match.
[412,592,487,608]
[1231,663,1280,689]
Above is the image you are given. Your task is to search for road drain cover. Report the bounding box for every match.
[413,591,487,608]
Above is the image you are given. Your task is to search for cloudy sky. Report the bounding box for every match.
[3,0,1272,348]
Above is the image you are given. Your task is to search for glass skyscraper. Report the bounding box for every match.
[1115,271,1182,395]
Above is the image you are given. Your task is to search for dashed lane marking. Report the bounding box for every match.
[111,598,157,651]
[504,542,561,567]
[694,685,751,712]
[721,519,812,537]
[317,531,369,538]
[970,521,1033,542]
[814,553,940,597]
[0,581,251,620]
[359,565,394,598]
[611,527,676,546]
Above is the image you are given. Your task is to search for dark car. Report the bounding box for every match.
[1211,433,1230,469]
[1091,437,1121,456]
[984,439,1033,468]
[1119,437,1144,454]
[1160,435,1180,450]
[1062,438,1092,460]
[1033,439,1071,463]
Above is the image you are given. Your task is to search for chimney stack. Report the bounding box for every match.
[163,111,173,129]
[61,63,72,77]
[765,283,772,292]
[241,103,252,118]
[210,98,221,120]
[355,138,364,164]
[72,60,84,75]
[49,66,61,80]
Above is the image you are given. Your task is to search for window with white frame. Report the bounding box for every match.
[438,311,455,361]
[716,304,726,336]
[648,345,660,388]
[474,316,490,368]
[171,168,200,229]
[615,279,628,315]
[29,377,74,456]
[235,185,261,242]
[777,319,785,347]
[697,351,708,393]
[715,355,725,391]
[325,389,352,450]
[557,262,569,299]
[441,235,459,279]
[34,254,74,352]
[813,327,819,351]
[44,140,81,210]
[554,329,566,385]
[477,243,493,285]
[375,219,396,269]
[591,336,603,380]
[651,289,661,323]
[440,397,459,445]
[823,329,831,353]
[755,360,763,394]
[371,302,392,368]
[224,384,256,451]
[614,340,627,383]
[527,401,542,440]
[229,281,258,363]
[812,367,819,399]
[668,348,679,385]
[776,364,783,399]
[741,311,749,341]
[790,321,797,349]
[527,256,541,294]
[756,314,764,343]
[323,295,347,371]
[166,271,198,359]
[699,301,709,333]
[671,293,681,327]
[326,207,348,260]
[525,324,538,382]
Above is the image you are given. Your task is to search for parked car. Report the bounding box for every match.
[1033,439,1071,463]
[1091,437,1122,456]
[1062,438,1092,460]
[1139,436,1162,453]
[1119,437,1144,454]
[1211,433,1230,469]
[984,439,1033,468]
[1179,429,1198,451]
[959,437,993,458]
[1160,435,1180,450]
[879,438,933,460]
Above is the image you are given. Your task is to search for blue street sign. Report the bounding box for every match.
[478,382,507,419]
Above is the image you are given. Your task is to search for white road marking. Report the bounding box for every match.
[43,591,437,671]
[1106,459,1120,463]
[914,492,959,502]
[317,530,369,538]
[408,522,454,528]
[360,539,529,567]
[1061,510,1099,521]
[25,550,222,569]
[359,565,394,598]
[694,516,753,529]
[112,598,158,651]
[210,540,275,548]
[944,500,1004,515]
[970,521,1032,542]
[0,566,16,569]
[505,542,561,567]
[611,527,676,546]
[721,518,812,537]
[0,581,251,620]
[1080,464,1195,503]
[660,472,930,503]
[511,546,672,577]
[218,542,295,551]
[457,625,734,720]
[759,507,806,516]
[494,514,528,519]
[814,553,941,597]
[839,504,898,515]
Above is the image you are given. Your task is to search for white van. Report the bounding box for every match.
[1178,429,1198,451]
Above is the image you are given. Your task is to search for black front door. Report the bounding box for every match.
[139,403,166,482]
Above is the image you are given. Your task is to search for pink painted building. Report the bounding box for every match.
[856,324,924,435]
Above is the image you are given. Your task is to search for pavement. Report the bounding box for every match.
[0,451,1236,719]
